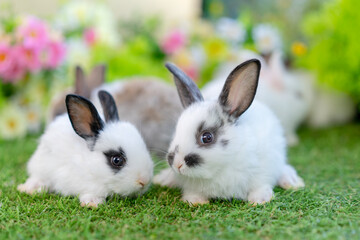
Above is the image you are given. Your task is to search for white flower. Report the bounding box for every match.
[190,44,206,68]
[54,0,94,31]
[65,39,91,67]
[253,24,282,54]
[0,105,27,140]
[24,105,42,133]
[54,0,120,46]
[216,18,246,44]
[95,24,121,47]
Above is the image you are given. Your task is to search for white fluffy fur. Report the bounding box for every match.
[154,59,304,204]
[18,114,153,207]
[154,87,304,205]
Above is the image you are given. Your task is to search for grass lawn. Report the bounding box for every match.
[0,124,359,239]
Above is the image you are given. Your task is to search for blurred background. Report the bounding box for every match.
[0,0,359,145]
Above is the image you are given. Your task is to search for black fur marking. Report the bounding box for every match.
[165,62,204,108]
[220,139,229,147]
[98,90,120,123]
[167,152,175,166]
[184,153,203,167]
[196,121,206,138]
[66,94,104,149]
[195,119,224,148]
[104,148,127,173]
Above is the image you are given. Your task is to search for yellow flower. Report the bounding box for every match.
[0,105,27,140]
[204,39,228,59]
[172,49,192,67]
[291,42,307,56]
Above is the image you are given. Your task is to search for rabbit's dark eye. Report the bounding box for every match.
[111,155,126,167]
[200,132,213,144]
[104,148,127,171]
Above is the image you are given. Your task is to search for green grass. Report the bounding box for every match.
[1,125,359,239]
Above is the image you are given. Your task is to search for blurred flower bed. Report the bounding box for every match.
[0,0,358,139]
[0,14,66,139]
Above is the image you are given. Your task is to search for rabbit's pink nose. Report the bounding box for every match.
[137,177,150,188]
[137,180,145,188]
[177,163,183,170]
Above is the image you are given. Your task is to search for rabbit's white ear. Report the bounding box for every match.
[89,65,106,91]
[269,51,285,75]
[74,66,90,97]
[165,62,203,108]
[98,90,119,123]
[66,95,104,146]
[218,59,261,119]
[267,51,285,90]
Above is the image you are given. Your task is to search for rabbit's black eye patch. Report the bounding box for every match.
[195,119,224,148]
[104,148,127,172]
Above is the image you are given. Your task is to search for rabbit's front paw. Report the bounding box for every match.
[278,164,305,190]
[153,168,177,187]
[182,193,209,206]
[79,195,105,208]
[248,186,273,205]
[17,178,46,194]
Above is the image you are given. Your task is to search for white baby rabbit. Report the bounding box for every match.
[202,50,313,146]
[18,91,154,207]
[154,59,304,205]
[48,65,182,157]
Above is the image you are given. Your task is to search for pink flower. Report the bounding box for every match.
[17,45,41,73]
[17,16,48,50]
[0,42,14,75]
[1,46,26,83]
[41,41,66,69]
[161,30,186,55]
[83,28,97,47]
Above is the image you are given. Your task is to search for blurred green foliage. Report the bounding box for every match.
[301,0,360,101]
[90,17,170,82]
[91,40,169,82]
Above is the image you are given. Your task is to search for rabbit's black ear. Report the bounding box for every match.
[218,59,261,120]
[98,90,119,123]
[165,62,204,108]
[66,94,104,149]
[74,66,90,98]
